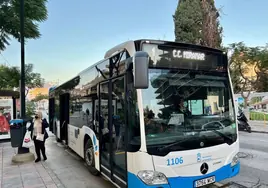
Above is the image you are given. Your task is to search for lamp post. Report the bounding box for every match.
[20,0,25,119]
[18,0,30,154]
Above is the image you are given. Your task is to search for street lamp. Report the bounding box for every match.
[11,0,35,163]
[20,0,25,119]
[18,0,30,154]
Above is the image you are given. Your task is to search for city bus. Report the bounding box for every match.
[48,39,240,188]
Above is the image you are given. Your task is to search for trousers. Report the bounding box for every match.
[33,138,46,159]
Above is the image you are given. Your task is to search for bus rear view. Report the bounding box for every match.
[129,40,240,187]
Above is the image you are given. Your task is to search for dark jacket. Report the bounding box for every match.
[28,118,49,141]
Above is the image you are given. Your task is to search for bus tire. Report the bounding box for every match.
[84,139,100,176]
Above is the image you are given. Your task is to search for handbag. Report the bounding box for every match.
[36,133,45,141]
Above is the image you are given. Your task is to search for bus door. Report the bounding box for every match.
[99,77,127,187]
[59,93,69,144]
[48,98,55,133]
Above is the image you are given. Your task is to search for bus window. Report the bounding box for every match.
[112,77,127,180]
[93,99,100,136]
[127,81,141,152]
[99,82,110,153]
[188,100,203,115]
[69,96,93,128]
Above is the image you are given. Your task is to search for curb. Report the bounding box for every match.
[0,138,11,143]
[251,130,268,134]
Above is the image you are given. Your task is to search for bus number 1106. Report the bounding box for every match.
[167,157,184,166]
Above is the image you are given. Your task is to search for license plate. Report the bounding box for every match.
[195,176,215,187]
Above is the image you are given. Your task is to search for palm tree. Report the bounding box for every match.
[0,0,48,51]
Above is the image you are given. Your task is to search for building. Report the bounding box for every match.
[27,88,49,114]
[27,88,49,101]
[35,99,49,112]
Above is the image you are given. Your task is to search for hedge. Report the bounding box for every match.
[249,112,268,121]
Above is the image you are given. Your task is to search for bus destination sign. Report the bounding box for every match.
[172,49,205,61]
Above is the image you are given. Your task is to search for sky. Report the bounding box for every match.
[1,0,268,85]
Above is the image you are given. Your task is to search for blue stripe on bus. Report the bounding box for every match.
[127,162,240,188]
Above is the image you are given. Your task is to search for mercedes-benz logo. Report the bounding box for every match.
[200,163,209,174]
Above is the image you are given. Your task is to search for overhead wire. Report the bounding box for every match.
[0,52,11,66]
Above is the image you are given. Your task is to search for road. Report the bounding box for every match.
[222,131,268,188]
[60,130,268,188]
[95,131,268,188]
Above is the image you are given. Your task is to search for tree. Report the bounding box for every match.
[173,0,203,45]
[250,96,263,105]
[32,93,48,102]
[0,0,48,51]
[228,42,268,107]
[0,63,44,95]
[253,45,268,92]
[26,101,35,117]
[173,0,222,48]
[201,0,223,48]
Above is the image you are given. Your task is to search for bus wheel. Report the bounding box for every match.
[85,140,100,176]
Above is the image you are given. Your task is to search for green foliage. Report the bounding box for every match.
[254,45,268,92]
[0,0,48,51]
[32,93,48,102]
[173,0,222,48]
[228,42,268,93]
[256,72,268,92]
[249,112,268,121]
[173,0,203,45]
[26,101,35,117]
[250,96,263,105]
[24,64,44,90]
[0,63,44,91]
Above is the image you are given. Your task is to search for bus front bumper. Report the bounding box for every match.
[128,162,240,188]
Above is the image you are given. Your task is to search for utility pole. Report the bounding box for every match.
[18,0,30,154]
[11,0,34,163]
[20,0,25,119]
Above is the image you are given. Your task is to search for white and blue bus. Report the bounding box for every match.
[48,39,240,188]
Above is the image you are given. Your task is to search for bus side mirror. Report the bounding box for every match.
[133,51,149,89]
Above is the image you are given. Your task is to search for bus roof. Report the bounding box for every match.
[104,39,225,59]
[49,75,80,93]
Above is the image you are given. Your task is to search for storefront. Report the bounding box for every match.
[0,90,19,141]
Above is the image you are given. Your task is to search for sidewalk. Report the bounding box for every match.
[248,120,268,133]
[0,133,114,188]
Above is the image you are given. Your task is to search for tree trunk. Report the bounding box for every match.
[241,91,250,109]
[241,91,251,119]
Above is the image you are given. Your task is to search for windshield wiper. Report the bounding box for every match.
[157,136,195,152]
[211,130,233,144]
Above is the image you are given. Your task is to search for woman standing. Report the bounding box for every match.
[30,111,49,162]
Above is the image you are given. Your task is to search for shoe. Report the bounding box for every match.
[35,158,41,163]
[43,156,47,161]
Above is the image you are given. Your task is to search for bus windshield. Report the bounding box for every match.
[139,43,237,156]
[141,69,237,156]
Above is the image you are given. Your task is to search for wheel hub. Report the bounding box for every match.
[86,148,93,166]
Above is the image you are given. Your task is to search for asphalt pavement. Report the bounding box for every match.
[1,129,267,188]
[249,120,268,134]
[44,130,268,188]
[222,131,268,188]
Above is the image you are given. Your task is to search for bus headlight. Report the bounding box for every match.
[231,154,239,167]
[137,170,168,185]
